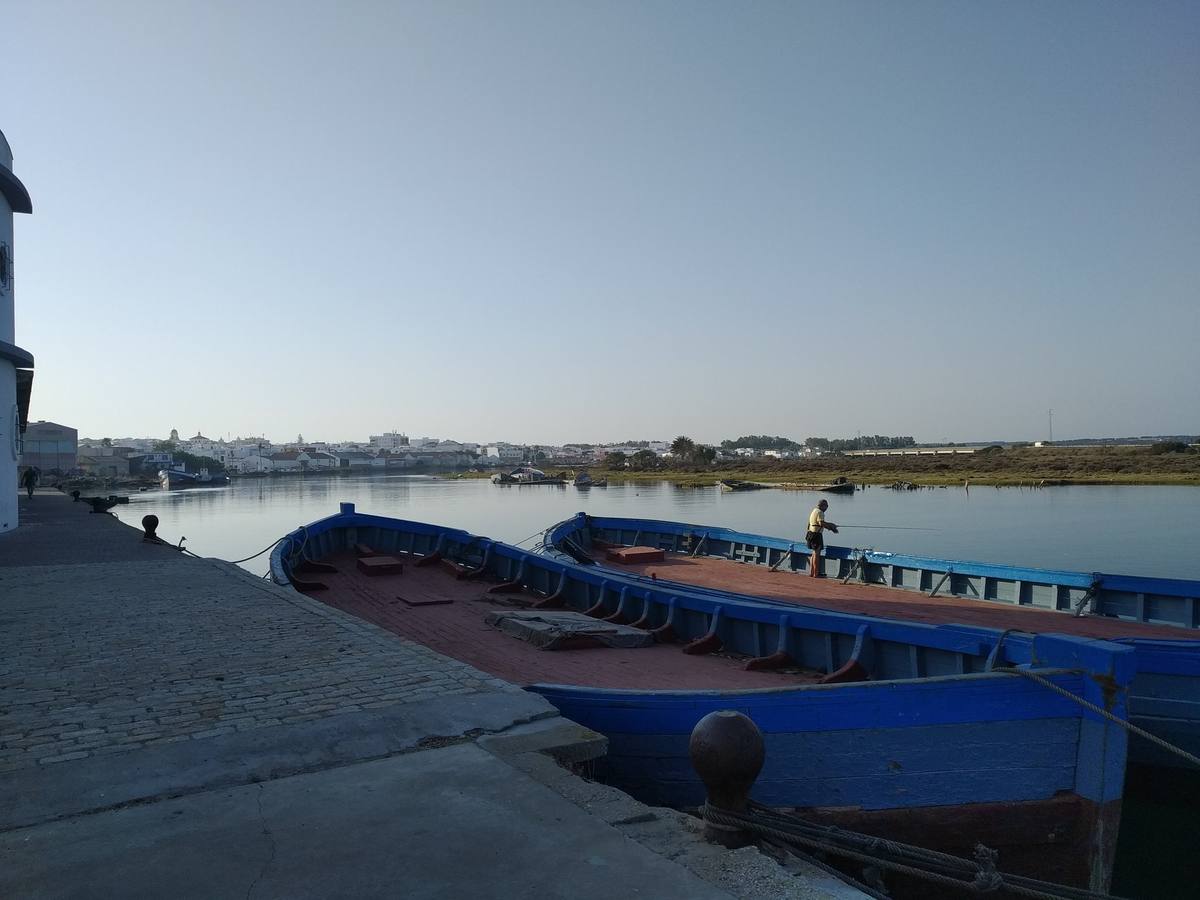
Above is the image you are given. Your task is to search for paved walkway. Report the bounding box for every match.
[0,493,856,898]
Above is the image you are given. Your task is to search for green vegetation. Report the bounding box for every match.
[805,435,916,452]
[718,434,916,452]
[719,435,801,451]
[592,445,1200,487]
[1149,441,1194,455]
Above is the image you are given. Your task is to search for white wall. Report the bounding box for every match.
[1,138,18,532]
[0,362,17,532]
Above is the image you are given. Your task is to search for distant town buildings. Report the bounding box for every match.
[1,128,34,533]
[369,432,409,450]
[63,427,886,480]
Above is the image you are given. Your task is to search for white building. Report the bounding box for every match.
[0,129,34,533]
[268,451,306,473]
[232,454,273,474]
[484,445,524,461]
[369,432,409,450]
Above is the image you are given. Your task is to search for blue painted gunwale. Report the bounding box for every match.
[269,504,1133,820]
[545,512,1200,768]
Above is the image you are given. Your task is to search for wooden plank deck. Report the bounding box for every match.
[304,553,821,690]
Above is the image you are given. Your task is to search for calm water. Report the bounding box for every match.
[113,476,1200,580]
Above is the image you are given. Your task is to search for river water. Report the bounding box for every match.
[112,476,1200,580]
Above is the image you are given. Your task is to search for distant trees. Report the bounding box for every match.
[668,436,716,467]
[1148,441,1193,455]
[603,451,627,469]
[173,450,226,474]
[629,449,659,470]
[806,435,915,452]
[153,440,176,452]
[670,436,696,458]
[720,435,800,451]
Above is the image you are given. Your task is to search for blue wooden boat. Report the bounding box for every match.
[543,512,1200,770]
[270,503,1135,891]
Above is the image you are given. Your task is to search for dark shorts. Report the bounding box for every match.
[805,531,823,551]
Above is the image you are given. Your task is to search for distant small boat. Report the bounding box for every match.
[574,472,606,488]
[159,467,230,490]
[779,477,855,494]
[719,479,767,492]
[492,466,564,485]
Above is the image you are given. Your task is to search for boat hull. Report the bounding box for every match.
[269,504,1134,893]
[159,472,230,489]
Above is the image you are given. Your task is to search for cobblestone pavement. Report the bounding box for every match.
[0,498,510,775]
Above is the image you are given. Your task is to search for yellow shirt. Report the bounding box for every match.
[808,507,824,532]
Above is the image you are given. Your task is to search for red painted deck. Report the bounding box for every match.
[606,546,666,564]
[302,553,819,690]
[591,552,1187,640]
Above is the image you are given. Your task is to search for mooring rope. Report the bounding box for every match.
[702,804,1123,900]
[761,837,890,900]
[180,537,283,565]
[745,801,1114,899]
[511,528,548,548]
[991,666,1200,769]
[171,525,312,577]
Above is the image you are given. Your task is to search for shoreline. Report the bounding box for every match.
[453,469,1200,488]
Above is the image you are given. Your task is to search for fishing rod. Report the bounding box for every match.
[836,525,938,531]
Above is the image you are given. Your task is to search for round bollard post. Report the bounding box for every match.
[689,710,765,848]
[141,514,160,543]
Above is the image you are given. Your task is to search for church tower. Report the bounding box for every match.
[0,128,35,533]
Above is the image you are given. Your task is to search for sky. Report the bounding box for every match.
[4,1,1197,445]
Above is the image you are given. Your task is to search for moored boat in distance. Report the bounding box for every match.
[719,479,767,492]
[158,466,230,489]
[573,471,607,488]
[491,466,565,485]
[722,477,855,493]
[270,503,1135,893]
[779,476,856,493]
[544,512,1200,770]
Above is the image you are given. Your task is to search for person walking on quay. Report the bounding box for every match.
[20,467,38,499]
[805,498,838,577]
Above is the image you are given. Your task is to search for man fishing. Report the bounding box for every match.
[806,498,838,577]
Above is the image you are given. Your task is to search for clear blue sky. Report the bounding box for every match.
[6,1,1197,444]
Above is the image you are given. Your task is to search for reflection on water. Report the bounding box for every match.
[113,476,1200,580]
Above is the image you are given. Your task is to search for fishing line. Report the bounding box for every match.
[837,525,939,531]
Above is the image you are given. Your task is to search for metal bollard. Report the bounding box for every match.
[141,514,160,542]
[688,709,765,848]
